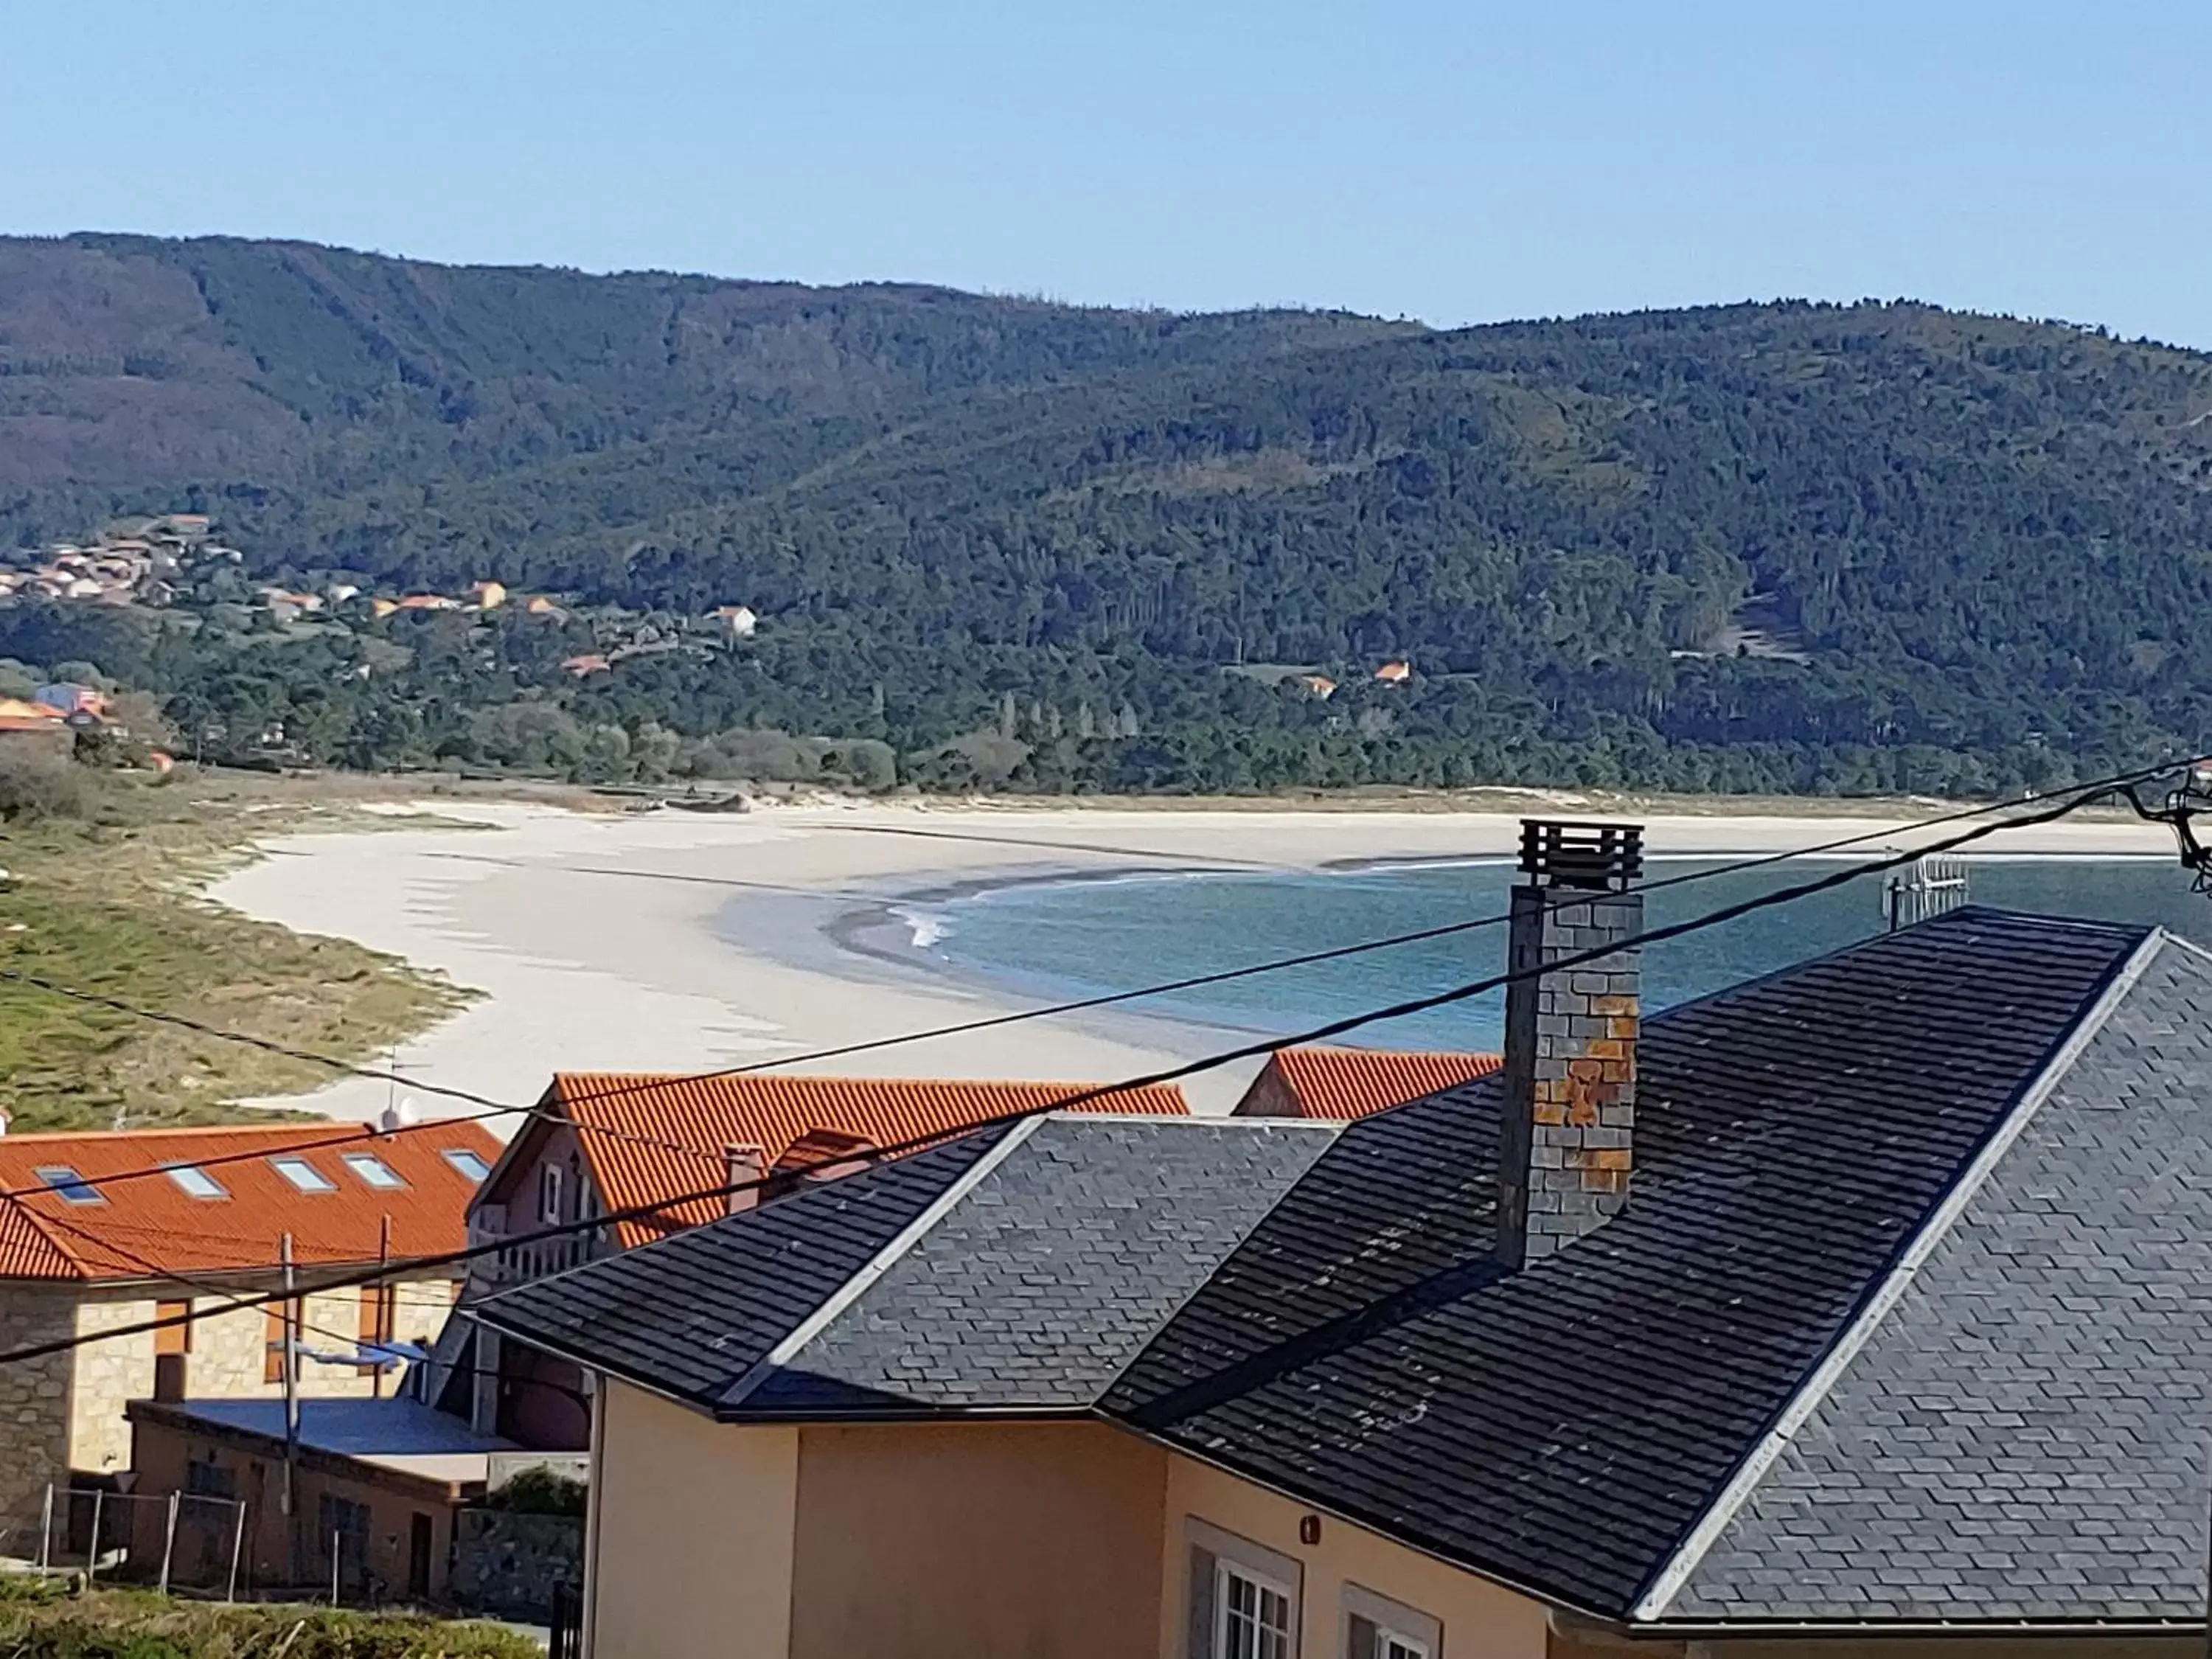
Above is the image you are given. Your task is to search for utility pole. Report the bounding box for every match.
[281,1231,300,1586]
[372,1215,391,1401]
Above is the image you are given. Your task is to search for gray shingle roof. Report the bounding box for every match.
[473,1115,1333,1416]
[737,1116,1337,1413]
[1104,908,2153,1617]
[472,1129,1011,1408]
[1659,933,2212,1624]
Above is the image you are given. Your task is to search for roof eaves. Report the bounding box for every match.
[1132,1426,1622,1627]
[1629,925,2171,1624]
[714,1115,1047,1416]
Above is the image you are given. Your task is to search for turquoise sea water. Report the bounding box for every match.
[911,856,2209,1051]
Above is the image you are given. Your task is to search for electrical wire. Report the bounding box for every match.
[0,774,2174,1369]
[1,756,2187,1207]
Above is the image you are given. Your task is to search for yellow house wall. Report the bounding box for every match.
[787,1421,1167,1659]
[1160,1451,1554,1659]
[67,1279,459,1481]
[589,1381,797,1659]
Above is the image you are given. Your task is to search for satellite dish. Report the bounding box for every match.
[377,1095,420,1133]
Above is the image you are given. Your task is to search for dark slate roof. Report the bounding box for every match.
[471,1128,1011,1408]
[1102,908,2150,1618]
[473,1116,1333,1416]
[1660,933,2212,1624]
[737,1116,1336,1414]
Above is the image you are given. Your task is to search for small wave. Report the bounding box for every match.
[894,906,953,949]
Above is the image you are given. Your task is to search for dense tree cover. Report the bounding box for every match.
[4,234,2212,793]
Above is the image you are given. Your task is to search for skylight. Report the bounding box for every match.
[442,1148,491,1183]
[269,1156,335,1193]
[341,1152,406,1191]
[35,1166,103,1206]
[164,1164,228,1200]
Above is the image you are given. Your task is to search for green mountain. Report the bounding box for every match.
[4,232,2212,795]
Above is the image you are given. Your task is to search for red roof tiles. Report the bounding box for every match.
[547,1074,1190,1245]
[1233,1046,1503,1121]
[0,1121,504,1281]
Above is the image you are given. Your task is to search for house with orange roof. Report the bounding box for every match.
[1374,658,1413,684]
[453,1073,1189,1447]
[0,1120,501,1540]
[1231,1045,1503,1121]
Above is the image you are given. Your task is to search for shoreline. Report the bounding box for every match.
[201,797,2183,1128]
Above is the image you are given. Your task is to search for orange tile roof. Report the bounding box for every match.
[1245,1046,1503,1121]
[548,1074,1190,1246]
[0,1121,504,1281]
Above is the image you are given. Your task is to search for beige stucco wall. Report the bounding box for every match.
[590,1381,797,1659]
[787,1421,1168,1659]
[1161,1452,1554,1659]
[68,1279,459,1481]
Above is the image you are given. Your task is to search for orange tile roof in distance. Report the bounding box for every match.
[1268,1046,1503,1121]
[554,1074,1189,1246]
[0,1121,504,1281]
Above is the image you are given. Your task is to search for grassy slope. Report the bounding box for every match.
[0,771,473,1133]
[0,1579,537,1658]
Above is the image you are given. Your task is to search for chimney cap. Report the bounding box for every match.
[1517,819,1644,891]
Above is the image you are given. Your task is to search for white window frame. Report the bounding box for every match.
[538,1163,563,1224]
[1186,1517,1301,1659]
[269,1156,335,1193]
[1217,1557,1295,1659]
[341,1151,407,1191]
[1343,1582,1441,1659]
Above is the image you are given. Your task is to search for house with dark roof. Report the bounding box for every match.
[474,820,2212,1659]
[0,1121,500,1545]
[452,1073,1189,1447]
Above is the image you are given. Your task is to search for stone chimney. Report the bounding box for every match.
[1495,819,1643,1271]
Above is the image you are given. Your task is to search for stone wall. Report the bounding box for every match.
[450,1507,583,1620]
[0,1288,80,1545]
[68,1278,461,1484]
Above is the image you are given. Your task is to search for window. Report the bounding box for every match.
[270,1156,335,1193]
[165,1164,228,1200]
[358,1284,395,1374]
[341,1152,406,1190]
[35,1166,102,1205]
[154,1299,191,1402]
[262,1298,301,1385]
[442,1147,491,1183]
[1186,1520,1300,1659]
[1220,1562,1294,1659]
[538,1164,563,1225]
[1343,1585,1440,1659]
[184,1457,235,1500]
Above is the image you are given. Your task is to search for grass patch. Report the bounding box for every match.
[0,1577,538,1657]
[0,764,475,1133]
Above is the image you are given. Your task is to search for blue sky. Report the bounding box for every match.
[4,1,2205,344]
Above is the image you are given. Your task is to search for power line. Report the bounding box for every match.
[0,776,2169,1369]
[1,760,2183,1206]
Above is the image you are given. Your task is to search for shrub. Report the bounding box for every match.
[485,1465,588,1517]
[0,746,96,822]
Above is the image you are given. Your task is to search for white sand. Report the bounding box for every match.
[203,799,2180,1130]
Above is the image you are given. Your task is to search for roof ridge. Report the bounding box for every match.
[557,1072,1179,1091]
[1045,1111,1340,1131]
[1636,905,2153,1032]
[1630,925,2168,1623]
[717,1116,1046,1411]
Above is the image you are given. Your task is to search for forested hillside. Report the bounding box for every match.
[5,232,2212,795]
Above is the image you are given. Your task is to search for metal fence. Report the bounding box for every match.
[38,1484,248,1599]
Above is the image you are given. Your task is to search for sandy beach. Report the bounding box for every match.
[203,797,2182,1128]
